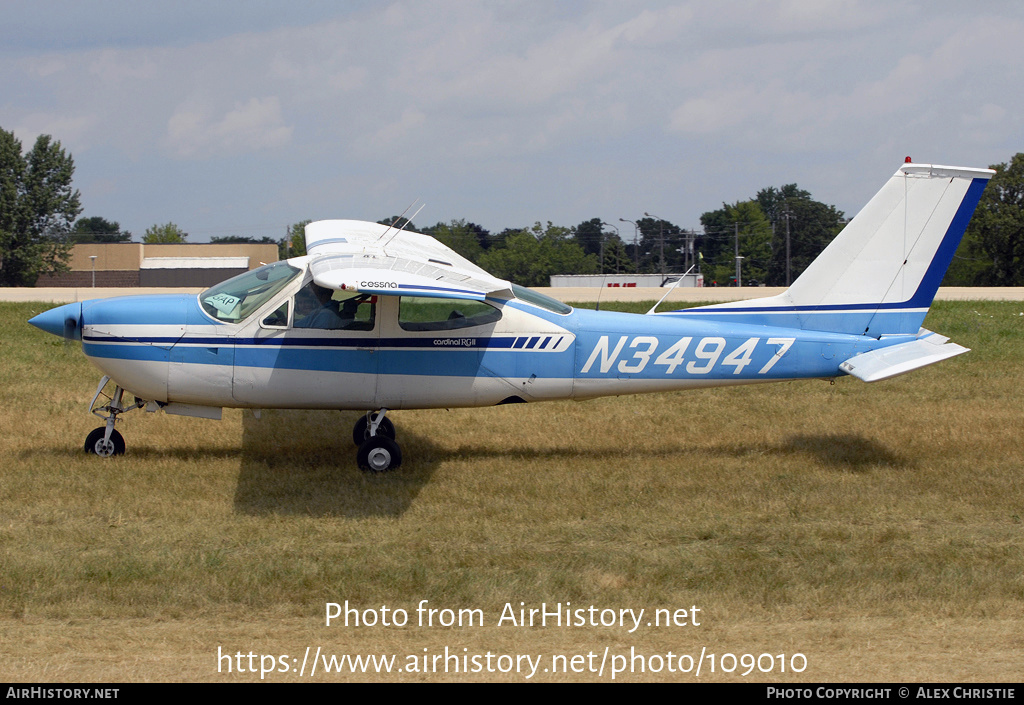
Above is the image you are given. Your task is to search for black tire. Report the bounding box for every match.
[352,413,396,446]
[84,427,125,457]
[356,436,402,473]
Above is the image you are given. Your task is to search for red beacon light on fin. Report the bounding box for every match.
[905,156,912,163]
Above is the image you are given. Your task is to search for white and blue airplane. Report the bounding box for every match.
[30,161,992,472]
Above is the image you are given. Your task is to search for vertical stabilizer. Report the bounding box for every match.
[674,163,993,335]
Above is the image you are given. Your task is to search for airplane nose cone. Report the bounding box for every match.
[29,302,83,340]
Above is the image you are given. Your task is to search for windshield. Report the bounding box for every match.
[200,261,302,322]
[511,284,572,315]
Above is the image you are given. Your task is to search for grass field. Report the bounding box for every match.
[1,299,1022,682]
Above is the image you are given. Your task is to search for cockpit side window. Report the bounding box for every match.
[399,296,501,331]
[261,300,290,328]
[200,261,302,323]
[293,283,376,331]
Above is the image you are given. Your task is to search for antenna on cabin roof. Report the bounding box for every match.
[377,199,422,241]
[381,200,425,250]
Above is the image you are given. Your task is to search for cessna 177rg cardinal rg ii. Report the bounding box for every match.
[29,161,993,472]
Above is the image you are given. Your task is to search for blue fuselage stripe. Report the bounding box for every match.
[81,305,915,383]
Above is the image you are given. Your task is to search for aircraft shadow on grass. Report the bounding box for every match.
[418,431,912,471]
[778,433,912,470]
[192,421,915,515]
[232,412,897,517]
[21,418,908,517]
[233,410,441,517]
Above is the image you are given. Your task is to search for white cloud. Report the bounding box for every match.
[669,92,748,135]
[360,108,426,152]
[24,55,67,78]
[165,96,292,158]
[2,1,1022,237]
[88,49,159,84]
[12,113,96,148]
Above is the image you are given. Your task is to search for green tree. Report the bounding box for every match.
[953,153,1024,286]
[757,185,844,286]
[632,217,694,274]
[478,222,597,286]
[701,185,842,286]
[0,129,82,286]
[143,222,188,243]
[71,216,131,243]
[377,215,418,233]
[701,201,772,286]
[943,226,992,286]
[490,228,520,251]
[210,235,276,244]
[281,220,310,258]
[574,218,605,257]
[696,209,734,276]
[465,221,492,251]
[423,219,487,263]
[0,130,22,276]
[574,218,633,274]
[601,237,635,274]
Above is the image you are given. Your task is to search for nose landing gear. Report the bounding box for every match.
[84,376,145,456]
[353,409,402,472]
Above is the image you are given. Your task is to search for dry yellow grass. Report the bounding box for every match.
[1,300,1022,682]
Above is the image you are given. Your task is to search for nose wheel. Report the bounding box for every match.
[85,427,126,456]
[353,409,402,472]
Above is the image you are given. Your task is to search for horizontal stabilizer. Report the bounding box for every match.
[839,333,969,382]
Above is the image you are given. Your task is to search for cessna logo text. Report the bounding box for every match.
[360,280,399,289]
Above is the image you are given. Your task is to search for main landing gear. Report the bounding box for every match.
[84,376,144,457]
[353,409,402,473]
[81,379,402,472]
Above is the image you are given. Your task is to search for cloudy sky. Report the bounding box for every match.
[2,1,1021,242]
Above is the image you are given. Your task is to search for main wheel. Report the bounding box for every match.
[84,427,125,457]
[352,413,396,446]
[357,436,402,473]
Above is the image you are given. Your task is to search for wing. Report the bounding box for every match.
[304,219,513,301]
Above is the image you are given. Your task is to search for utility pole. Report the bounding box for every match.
[734,222,741,286]
[644,212,666,276]
[782,204,793,286]
[619,218,638,271]
[600,222,620,274]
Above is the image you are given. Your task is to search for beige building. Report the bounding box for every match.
[40,242,280,287]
